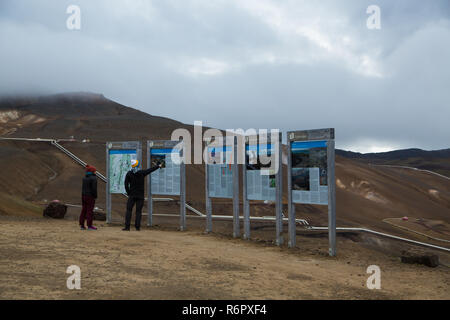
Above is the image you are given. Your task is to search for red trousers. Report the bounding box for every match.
[79,195,95,227]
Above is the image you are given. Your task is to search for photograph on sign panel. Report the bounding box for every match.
[269,175,276,188]
[292,168,310,191]
[151,154,166,168]
[292,145,327,187]
[291,147,310,191]
[246,146,273,171]
[292,148,309,168]
[309,147,328,186]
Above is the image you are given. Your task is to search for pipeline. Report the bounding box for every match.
[52,140,100,177]
[146,212,309,226]
[153,214,310,226]
[309,226,450,253]
[146,213,450,252]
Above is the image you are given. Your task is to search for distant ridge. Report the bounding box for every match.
[0,91,186,141]
[0,92,143,118]
[337,148,450,160]
[337,148,450,177]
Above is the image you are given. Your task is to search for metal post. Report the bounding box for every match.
[275,132,283,246]
[287,138,296,248]
[243,140,250,240]
[137,142,142,169]
[205,162,212,233]
[147,144,153,227]
[180,146,186,231]
[327,140,337,256]
[232,136,240,238]
[106,143,111,224]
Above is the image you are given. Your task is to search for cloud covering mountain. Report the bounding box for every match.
[0,0,449,152]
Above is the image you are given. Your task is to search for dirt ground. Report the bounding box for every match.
[0,215,449,300]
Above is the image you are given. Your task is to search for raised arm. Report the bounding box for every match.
[142,165,161,177]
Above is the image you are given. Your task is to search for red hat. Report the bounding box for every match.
[86,165,96,173]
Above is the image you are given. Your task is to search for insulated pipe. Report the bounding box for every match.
[148,212,309,225]
[309,226,450,253]
[147,213,450,253]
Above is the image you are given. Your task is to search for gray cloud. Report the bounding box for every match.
[0,0,449,152]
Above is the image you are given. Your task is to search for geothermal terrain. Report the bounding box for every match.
[0,92,449,299]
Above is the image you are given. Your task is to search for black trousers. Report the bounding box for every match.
[125,197,144,229]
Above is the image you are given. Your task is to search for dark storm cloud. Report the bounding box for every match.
[0,0,449,152]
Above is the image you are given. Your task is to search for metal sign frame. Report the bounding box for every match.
[147,140,186,231]
[106,141,142,224]
[242,132,283,245]
[205,136,240,237]
[287,128,336,256]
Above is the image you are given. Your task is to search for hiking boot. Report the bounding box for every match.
[135,228,140,231]
[80,226,86,230]
[122,227,130,231]
[87,226,98,231]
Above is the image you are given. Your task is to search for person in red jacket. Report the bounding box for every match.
[79,165,98,230]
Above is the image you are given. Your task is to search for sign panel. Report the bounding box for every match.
[150,148,181,195]
[207,146,233,199]
[291,140,328,205]
[109,149,137,194]
[245,143,276,201]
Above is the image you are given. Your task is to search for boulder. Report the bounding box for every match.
[93,211,106,221]
[43,201,67,219]
[401,250,439,268]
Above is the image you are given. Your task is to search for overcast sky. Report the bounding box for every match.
[0,0,449,152]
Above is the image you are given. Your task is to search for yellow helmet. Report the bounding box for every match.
[131,160,139,168]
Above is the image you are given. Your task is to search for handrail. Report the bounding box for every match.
[0,137,201,211]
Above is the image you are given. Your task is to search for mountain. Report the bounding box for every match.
[0,92,188,140]
[0,92,449,248]
[337,148,450,177]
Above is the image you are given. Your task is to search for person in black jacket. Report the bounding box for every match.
[80,165,98,230]
[123,159,162,231]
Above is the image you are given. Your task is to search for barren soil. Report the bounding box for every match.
[0,215,449,300]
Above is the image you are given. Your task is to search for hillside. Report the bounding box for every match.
[0,92,188,140]
[337,149,450,178]
[0,92,449,250]
[1,215,449,299]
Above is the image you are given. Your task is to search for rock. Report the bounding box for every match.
[401,250,439,268]
[43,201,67,219]
[93,211,106,221]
